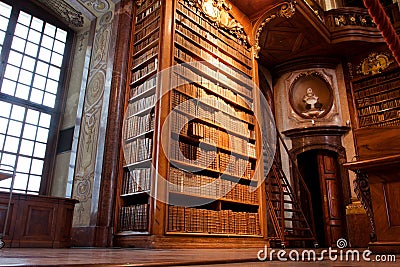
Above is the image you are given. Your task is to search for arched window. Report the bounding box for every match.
[0,0,73,195]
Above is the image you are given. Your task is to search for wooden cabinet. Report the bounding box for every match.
[0,192,77,248]
[114,0,266,248]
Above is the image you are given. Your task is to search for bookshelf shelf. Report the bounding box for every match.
[129,85,156,103]
[169,191,259,206]
[130,67,157,87]
[121,190,150,198]
[115,231,150,236]
[124,158,153,169]
[125,130,154,143]
[165,232,262,237]
[352,67,400,128]
[134,39,159,58]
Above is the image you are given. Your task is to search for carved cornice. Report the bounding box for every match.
[253,1,296,59]
[36,0,84,27]
[182,0,248,44]
[80,0,110,13]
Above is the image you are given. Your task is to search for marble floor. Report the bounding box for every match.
[0,247,398,266]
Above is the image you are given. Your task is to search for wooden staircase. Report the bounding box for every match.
[265,133,318,248]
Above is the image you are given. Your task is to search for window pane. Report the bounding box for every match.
[45,79,58,94]
[18,69,33,85]
[30,88,43,104]
[36,127,48,143]
[14,173,28,190]
[31,17,43,31]
[17,11,31,26]
[51,52,63,67]
[20,139,34,156]
[44,23,56,37]
[33,74,46,89]
[39,113,51,128]
[33,142,46,158]
[4,136,19,153]
[25,42,38,57]
[55,28,67,42]
[27,29,41,44]
[16,156,31,173]
[30,159,43,175]
[15,23,28,39]
[0,16,9,31]
[48,66,60,80]
[26,109,39,125]
[1,153,16,166]
[22,55,35,71]
[0,31,6,45]
[23,124,37,140]
[0,2,12,18]
[7,120,23,137]
[43,92,56,108]
[4,64,20,81]
[0,101,12,118]
[0,134,4,149]
[38,47,51,61]
[0,119,7,134]
[10,105,25,121]
[8,50,23,67]
[15,83,30,100]
[28,175,41,191]
[11,36,26,52]
[53,40,65,54]
[1,78,16,96]
[41,35,53,50]
[36,61,49,76]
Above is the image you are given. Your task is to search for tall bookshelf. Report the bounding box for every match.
[117,0,161,235]
[115,0,266,247]
[352,67,400,128]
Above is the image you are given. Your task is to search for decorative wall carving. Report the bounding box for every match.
[356,52,394,76]
[353,170,377,242]
[37,0,84,27]
[183,0,248,44]
[253,1,296,58]
[80,0,110,13]
[72,10,114,226]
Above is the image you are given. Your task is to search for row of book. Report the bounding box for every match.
[359,108,400,127]
[174,60,252,100]
[130,76,157,100]
[124,137,153,166]
[134,16,160,43]
[175,21,251,76]
[168,206,260,235]
[134,29,159,54]
[172,72,252,112]
[119,204,149,232]
[126,93,156,117]
[131,58,157,84]
[124,112,155,140]
[122,168,151,195]
[356,88,400,108]
[171,139,219,170]
[174,84,253,125]
[169,167,258,204]
[374,117,400,127]
[135,0,161,24]
[132,45,158,70]
[180,118,256,158]
[358,98,400,117]
[176,0,252,60]
[174,47,253,94]
[136,0,159,15]
[219,152,254,179]
[352,69,399,91]
[353,79,400,98]
[172,91,253,138]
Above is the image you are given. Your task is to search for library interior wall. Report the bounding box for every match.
[273,65,357,197]
[51,28,91,198]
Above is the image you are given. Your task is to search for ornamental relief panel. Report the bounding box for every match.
[72,9,114,226]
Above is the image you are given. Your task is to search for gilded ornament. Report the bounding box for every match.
[357,52,394,75]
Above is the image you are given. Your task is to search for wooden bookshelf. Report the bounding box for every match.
[164,0,261,238]
[352,67,400,128]
[117,0,162,235]
[115,0,266,248]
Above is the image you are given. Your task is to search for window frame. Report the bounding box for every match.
[0,0,74,195]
